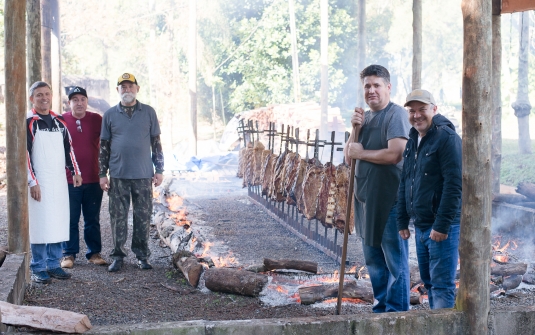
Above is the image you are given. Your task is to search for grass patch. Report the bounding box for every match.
[500,139,535,186]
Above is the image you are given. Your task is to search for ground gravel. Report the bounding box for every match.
[0,170,534,332]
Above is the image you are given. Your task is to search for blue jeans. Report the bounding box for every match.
[415,221,460,309]
[30,242,63,272]
[62,183,103,260]
[362,205,410,312]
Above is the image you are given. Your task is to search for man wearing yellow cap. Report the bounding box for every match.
[397,89,462,309]
[99,73,164,272]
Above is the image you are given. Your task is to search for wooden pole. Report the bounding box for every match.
[189,0,197,156]
[5,0,29,255]
[512,11,532,154]
[491,0,502,194]
[27,0,42,85]
[320,0,328,139]
[412,0,422,90]
[356,0,366,109]
[288,0,301,103]
[457,0,492,334]
[40,0,51,85]
[49,0,61,113]
[336,126,359,315]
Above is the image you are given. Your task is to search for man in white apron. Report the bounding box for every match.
[26,81,83,284]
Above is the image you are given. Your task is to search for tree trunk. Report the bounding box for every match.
[356,0,366,109]
[172,251,203,287]
[5,0,29,255]
[26,0,42,85]
[491,2,502,194]
[458,1,492,334]
[512,11,531,154]
[0,301,91,333]
[189,0,197,155]
[412,0,422,90]
[299,281,373,305]
[320,0,328,139]
[49,0,61,113]
[40,0,52,84]
[204,268,268,297]
[263,258,317,273]
[288,0,301,103]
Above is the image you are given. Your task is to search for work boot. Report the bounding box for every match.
[88,253,108,266]
[47,267,72,280]
[31,271,52,284]
[137,259,153,270]
[108,259,123,272]
[61,255,74,269]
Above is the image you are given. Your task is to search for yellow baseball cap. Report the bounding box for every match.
[117,73,138,86]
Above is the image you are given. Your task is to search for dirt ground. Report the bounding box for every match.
[1,169,535,332]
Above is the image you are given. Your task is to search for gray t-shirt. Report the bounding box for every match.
[101,102,161,179]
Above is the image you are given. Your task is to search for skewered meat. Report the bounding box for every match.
[251,142,266,185]
[270,150,289,202]
[301,161,324,220]
[316,162,336,227]
[261,153,277,196]
[333,163,354,234]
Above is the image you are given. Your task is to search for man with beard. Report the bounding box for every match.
[344,65,411,312]
[99,73,164,272]
[397,89,462,309]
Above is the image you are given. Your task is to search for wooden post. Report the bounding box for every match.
[40,0,51,84]
[5,0,29,255]
[27,0,42,85]
[491,0,502,194]
[189,0,197,156]
[412,0,422,90]
[356,0,366,109]
[512,11,532,154]
[288,0,301,103]
[320,0,328,139]
[50,0,61,113]
[457,0,492,334]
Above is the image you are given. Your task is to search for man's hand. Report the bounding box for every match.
[348,142,364,160]
[351,107,365,128]
[153,173,163,187]
[430,229,448,242]
[30,185,41,202]
[73,175,83,187]
[399,229,410,240]
[100,177,110,192]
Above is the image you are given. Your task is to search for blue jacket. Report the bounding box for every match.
[397,114,462,234]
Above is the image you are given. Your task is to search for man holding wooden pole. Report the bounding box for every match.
[344,65,411,312]
[397,89,462,309]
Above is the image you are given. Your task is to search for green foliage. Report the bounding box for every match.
[500,139,535,186]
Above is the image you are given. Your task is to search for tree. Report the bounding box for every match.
[412,0,421,90]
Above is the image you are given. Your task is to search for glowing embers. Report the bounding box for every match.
[492,235,518,264]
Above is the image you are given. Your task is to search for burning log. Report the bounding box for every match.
[492,193,527,204]
[263,258,318,274]
[298,281,374,305]
[204,268,268,297]
[516,182,535,201]
[172,251,203,287]
[490,262,527,277]
[502,275,523,290]
[410,291,421,305]
[0,301,91,333]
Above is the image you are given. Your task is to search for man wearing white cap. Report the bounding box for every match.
[397,89,462,309]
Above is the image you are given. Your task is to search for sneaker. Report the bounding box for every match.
[61,255,74,269]
[31,271,52,284]
[47,267,72,280]
[88,253,108,266]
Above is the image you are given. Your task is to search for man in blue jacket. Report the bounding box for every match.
[397,89,462,309]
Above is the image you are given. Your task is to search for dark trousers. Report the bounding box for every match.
[109,178,152,260]
[62,183,103,259]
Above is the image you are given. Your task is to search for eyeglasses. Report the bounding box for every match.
[76,119,82,133]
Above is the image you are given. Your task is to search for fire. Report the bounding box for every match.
[275,285,288,294]
[199,241,214,257]
[322,297,366,304]
[214,254,238,267]
[189,237,197,252]
[169,210,190,228]
[493,255,509,263]
[166,195,184,212]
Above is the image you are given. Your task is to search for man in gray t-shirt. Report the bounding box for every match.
[99,73,164,273]
[344,65,411,313]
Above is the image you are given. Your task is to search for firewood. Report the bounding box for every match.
[204,268,268,297]
[298,281,374,305]
[516,182,535,201]
[490,262,527,277]
[172,251,203,287]
[410,291,421,305]
[263,258,317,274]
[502,275,523,290]
[522,272,535,285]
[0,246,7,267]
[492,193,527,203]
[0,301,91,333]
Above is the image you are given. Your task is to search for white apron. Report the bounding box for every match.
[28,123,70,244]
